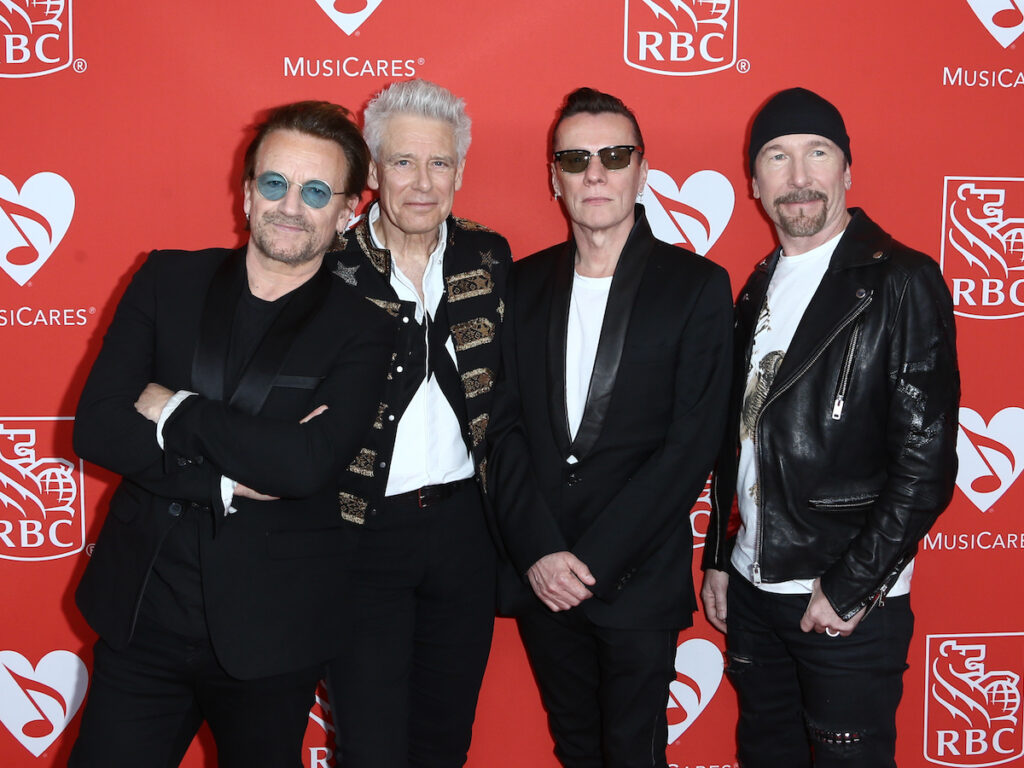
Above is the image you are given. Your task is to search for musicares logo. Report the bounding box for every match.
[624,0,738,76]
[0,650,87,758]
[644,169,734,256]
[966,0,1024,47]
[955,407,1024,513]
[667,638,723,744]
[0,419,86,562]
[925,634,1024,767]
[313,0,383,35]
[0,0,72,78]
[940,177,1024,320]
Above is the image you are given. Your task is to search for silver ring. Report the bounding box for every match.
[825,627,840,638]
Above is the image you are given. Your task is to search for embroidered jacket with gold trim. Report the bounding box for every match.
[327,212,511,524]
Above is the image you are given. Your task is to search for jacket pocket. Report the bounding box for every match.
[807,493,879,512]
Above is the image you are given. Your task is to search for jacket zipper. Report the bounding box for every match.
[750,294,873,584]
[831,320,863,420]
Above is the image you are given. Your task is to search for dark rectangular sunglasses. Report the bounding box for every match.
[553,145,642,174]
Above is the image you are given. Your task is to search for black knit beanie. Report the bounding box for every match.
[748,87,851,173]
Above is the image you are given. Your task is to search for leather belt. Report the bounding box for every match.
[388,478,474,508]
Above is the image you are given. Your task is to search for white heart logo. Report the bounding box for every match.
[312,0,384,35]
[0,650,88,758]
[955,407,1024,512]
[644,169,734,256]
[965,0,1024,47]
[666,638,723,744]
[0,173,75,286]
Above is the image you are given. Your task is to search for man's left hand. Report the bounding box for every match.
[799,578,866,637]
[135,382,175,423]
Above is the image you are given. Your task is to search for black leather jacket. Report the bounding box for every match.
[704,209,960,620]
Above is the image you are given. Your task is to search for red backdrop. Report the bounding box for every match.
[2,2,1022,766]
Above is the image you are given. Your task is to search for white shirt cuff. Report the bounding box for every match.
[156,390,196,449]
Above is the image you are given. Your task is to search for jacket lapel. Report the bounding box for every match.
[229,258,333,415]
[191,248,246,402]
[546,242,575,457]
[768,209,886,395]
[568,209,652,459]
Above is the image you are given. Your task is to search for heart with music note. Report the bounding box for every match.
[666,638,723,745]
[643,169,734,257]
[955,407,1024,512]
[0,173,75,287]
[0,650,88,757]
[312,0,383,35]
[966,0,1024,48]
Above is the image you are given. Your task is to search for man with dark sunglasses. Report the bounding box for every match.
[69,101,393,767]
[487,87,733,767]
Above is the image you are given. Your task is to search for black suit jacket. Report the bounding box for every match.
[74,247,392,679]
[487,208,733,630]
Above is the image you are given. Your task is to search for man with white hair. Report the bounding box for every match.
[326,79,511,768]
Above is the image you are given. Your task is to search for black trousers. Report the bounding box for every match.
[68,618,322,768]
[725,567,914,768]
[326,482,496,768]
[516,607,679,768]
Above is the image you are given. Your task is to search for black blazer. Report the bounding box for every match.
[487,209,733,630]
[74,248,392,679]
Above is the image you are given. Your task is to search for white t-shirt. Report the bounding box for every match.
[730,232,914,597]
[565,271,612,459]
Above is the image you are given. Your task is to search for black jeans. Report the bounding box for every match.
[725,568,913,768]
[326,482,496,768]
[69,618,321,768]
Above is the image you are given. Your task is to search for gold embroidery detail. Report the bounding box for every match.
[478,458,488,494]
[498,298,505,321]
[451,318,495,352]
[338,491,368,524]
[347,448,376,477]
[355,223,390,275]
[446,269,493,303]
[372,402,388,430]
[454,217,494,233]
[368,298,402,318]
[462,367,494,399]
[469,413,489,447]
[480,250,498,270]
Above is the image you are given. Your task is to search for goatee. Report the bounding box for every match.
[773,190,828,238]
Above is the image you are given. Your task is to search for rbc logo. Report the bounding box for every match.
[0,0,72,78]
[624,0,738,76]
[940,177,1024,320]
[0,418,85,562]
[925,634,1024,767]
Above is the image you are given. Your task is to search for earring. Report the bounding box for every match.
[553,190,561,199]
[636,189,644,202]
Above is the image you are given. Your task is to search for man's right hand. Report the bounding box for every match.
[700,568,729,633]
[527,551,596,612]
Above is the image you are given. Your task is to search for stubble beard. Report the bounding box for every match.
[251,212,324,266]
[773,189,828,239]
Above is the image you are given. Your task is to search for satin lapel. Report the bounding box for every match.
[546,243,575,456]
[229,260,333,415]
[568,214,653,459]
[191,249,246,402]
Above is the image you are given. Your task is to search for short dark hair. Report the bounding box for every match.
[552,88,645,151]
[242,101,370,196]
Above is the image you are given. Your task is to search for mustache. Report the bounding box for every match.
[774,190,827,206]
[261,212,312,231]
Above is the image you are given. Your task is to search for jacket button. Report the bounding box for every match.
[168,502,183,517]
[872,251,883,259]
[396,365,404,373]
[567,472,580,487]
[855,288,867,299]
[176,457,190,467]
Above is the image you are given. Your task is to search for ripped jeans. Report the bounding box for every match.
[724,567,913,767]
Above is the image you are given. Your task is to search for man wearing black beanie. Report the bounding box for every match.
[701,87,960,767]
